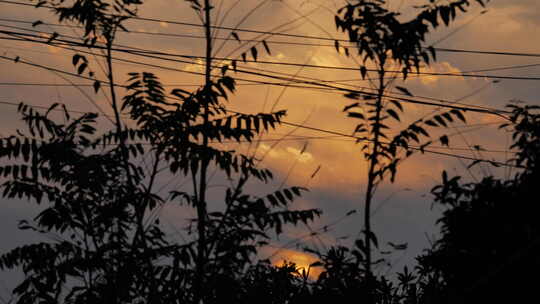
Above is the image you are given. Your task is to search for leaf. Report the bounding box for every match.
[424,120,437,127]
[450,109,466,122]
[365,230,378,248]
[390,100,403,112]
[360,66,367,79]
[386,109,400,121]
[420,141,432,153]
[309,261,323,268]
[266,194,278,206]
[344,92,361,100]
[47,32,59,43]
[348,112,365,119]
[440,6,451,26]
[428,46,437,61]
[221,76,235,92]
[395,86,413,97]
[262,40,271,55]
[275,191,287,205]
[343,102,359,112]
[77,63,87,75]
[253,117,260,132]
[388,242,408,250]
[440,135,449,146]
[291,186,307,196]
[93,81,101,93]
[231,32,241,43]
[241,52,247,63]
[221,64,229,76]
[346,209,356,216]
[414,125,429,137]
[250,47,258,61]
[434,115,447,127]
[334,40,340,53]
[45,103,60,116]
[32,20,43,27]
[72,54,82,66]
[283,189,293,200]
[14,56,20,63]
[442,112,453,122]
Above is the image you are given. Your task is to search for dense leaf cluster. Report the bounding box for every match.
[416,104,540,303]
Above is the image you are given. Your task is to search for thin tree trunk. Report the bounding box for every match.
[194,1,213,303]
[105,38,123,304]
[363,64,386,304]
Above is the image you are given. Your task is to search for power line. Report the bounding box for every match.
[436,47,540,58]
[0,53,118,85]
[252,116,520,168]
[0,0,342,41]
[0,33,512,118]
[2,3,540,59]
[2,23,540,79]
[0,14,516,121]
[0,82,212,87]
[0,30,516,123]
[0,31,520,154]
[2,25,539,90]
[1,21,538,91]
[1,27,510,109]
[0,36,520,169]
[0,97,519,167]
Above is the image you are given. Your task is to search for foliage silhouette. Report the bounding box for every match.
[0,0,506,304]
[334,0,487,302]
[416,103,540,304]
[0,103,165,303]
[0,1,319,303]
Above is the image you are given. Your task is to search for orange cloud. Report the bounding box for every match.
[418,61,465,85]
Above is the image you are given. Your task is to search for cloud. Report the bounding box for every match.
[418,61,465,85]
[184,58,205,73]
[286,146,314,163]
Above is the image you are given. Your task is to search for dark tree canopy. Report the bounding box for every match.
[418,104,540,304]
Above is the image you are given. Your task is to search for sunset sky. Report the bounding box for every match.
[1,0,539,288]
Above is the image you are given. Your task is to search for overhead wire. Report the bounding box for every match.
[3,29,539,89]
[0,1,525,169]
[0,31,513,119]
[0,38,515,166]
[1,22,539,85]
[2,6,540,58]
[0,95,519,167]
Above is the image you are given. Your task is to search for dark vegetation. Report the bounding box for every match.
[2,0,538,303]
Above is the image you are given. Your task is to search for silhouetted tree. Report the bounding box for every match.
[0,1,319,303]
[417,103,540,303]
[334,0,487,302]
